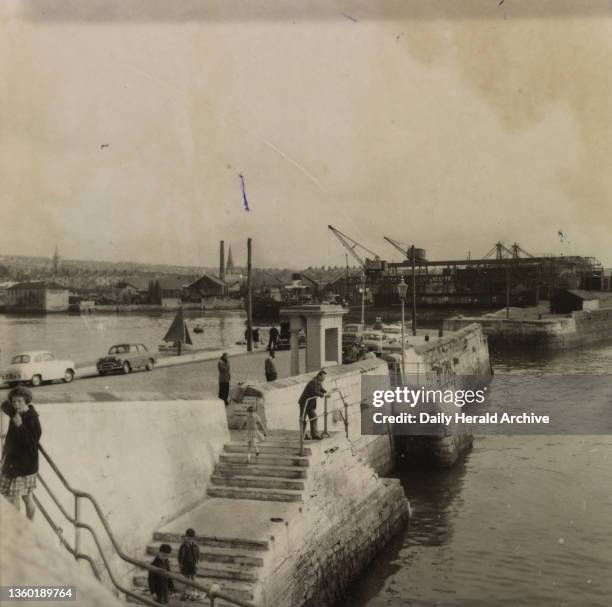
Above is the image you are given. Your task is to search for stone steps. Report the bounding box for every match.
[223,442,311,456]
[153,531,269,552]
[219,453,310,468]
[207,484,303,503]
[145,542,265,567]
[211,474,305,491]
[133,575,255,603]
[142,550,259,582]
[128,587,237,607]
[214,463,308,479]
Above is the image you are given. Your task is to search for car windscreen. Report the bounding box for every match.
[11,355,30,364]
[109,345,128,354]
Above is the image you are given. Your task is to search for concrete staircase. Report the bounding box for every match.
[131,433,311,606]
[207,439,311,503]
[131,530,269,606]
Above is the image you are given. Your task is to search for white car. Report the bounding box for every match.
[362,331,388,354]
[3,351,76,387]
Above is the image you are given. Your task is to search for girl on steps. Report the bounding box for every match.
[239,405,267,463]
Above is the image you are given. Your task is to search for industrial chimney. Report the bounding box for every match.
[219,241,225,282]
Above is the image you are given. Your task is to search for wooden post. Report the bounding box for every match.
[411,245,417,336]
[247,238,253,352]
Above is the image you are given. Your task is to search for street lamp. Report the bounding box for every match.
[360,273,366,326]
[397,277,408,379]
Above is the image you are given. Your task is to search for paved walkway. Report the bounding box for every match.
[1,348,306,402]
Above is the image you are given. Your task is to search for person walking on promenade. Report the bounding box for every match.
[265,351,278,382]
[218,352,231,406]
[178,528,200,600]
[239,405,267,462]
[298,370,327,440]
[0,387,42,520]
[148,543,175,604]
[268,325,279,351]
[253,327,260,347]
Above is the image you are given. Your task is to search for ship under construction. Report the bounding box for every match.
[327,225,608,308]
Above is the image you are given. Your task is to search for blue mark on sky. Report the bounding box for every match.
[239,174,250,212]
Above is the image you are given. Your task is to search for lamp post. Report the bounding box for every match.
[360,273,366,326]
[397,277,408,379]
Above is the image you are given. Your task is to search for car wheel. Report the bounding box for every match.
[31,374,42,387]
[122,361,131,374]
[146,359,155,371]
[63,369,75,383]
[98,371,106,376]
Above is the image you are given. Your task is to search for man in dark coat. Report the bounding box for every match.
[265,351,277,382]
[0,387,42,520]
[148,544,175,604]
[268,326,279,351]
[298,370,327,440]
[217,353,231,406]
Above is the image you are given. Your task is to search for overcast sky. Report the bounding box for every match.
[1,1,610,269]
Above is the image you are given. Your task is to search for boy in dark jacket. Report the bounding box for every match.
[178,528,200,600]
[0,386,42,520]
[148,544,175,604]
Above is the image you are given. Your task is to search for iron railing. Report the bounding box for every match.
[35,443,255,607]
[299,388,360,456]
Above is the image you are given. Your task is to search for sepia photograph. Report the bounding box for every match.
[1,2,611,606]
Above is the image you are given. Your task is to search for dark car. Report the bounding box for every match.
[275,321,306,350]
[96,343,156,375]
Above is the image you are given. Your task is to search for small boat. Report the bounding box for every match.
[159,309,193,355]
[193,324,204,334]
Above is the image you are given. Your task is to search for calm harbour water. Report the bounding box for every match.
[0,310,252,365]
[341,340,612,607]
[1,312,611,606]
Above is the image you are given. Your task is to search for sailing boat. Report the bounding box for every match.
[158,308,193,355]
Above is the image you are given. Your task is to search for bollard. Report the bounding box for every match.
[438,327,443,337]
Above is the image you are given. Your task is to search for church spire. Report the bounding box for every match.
[52,245,60,274]
[226,245,235,274]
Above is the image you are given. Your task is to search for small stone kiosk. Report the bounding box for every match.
[280,304,348,375]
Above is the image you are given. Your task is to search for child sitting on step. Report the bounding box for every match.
[239,405,267,462]
[178,528,200,600]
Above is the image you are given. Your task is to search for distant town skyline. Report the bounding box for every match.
[2,1,611,268]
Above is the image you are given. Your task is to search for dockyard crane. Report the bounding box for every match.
[383,236,411,259]
[327,225,385,274]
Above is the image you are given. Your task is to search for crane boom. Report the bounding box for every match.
[383,236,410,258]
[328,225,380,268]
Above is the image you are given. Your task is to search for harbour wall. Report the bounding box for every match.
[395,323,492,467]
[259,434,408,607]
[23,398,229,589]
[444,308,612,349]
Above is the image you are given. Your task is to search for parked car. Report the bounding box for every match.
[342,323,364,344]
[361,331,388,354]
[3,351,76,387]
[275,322,306,350]
[96,343,155,375]
[381,324,403,336]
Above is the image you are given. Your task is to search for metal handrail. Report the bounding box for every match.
[36,444,255,607]
[298,388,358,455]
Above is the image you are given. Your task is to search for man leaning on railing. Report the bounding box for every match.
[298,369,327,440]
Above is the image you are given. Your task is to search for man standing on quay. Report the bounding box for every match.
[265,350,277,382]
[218,352,231,406]
[298,369,327,440]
